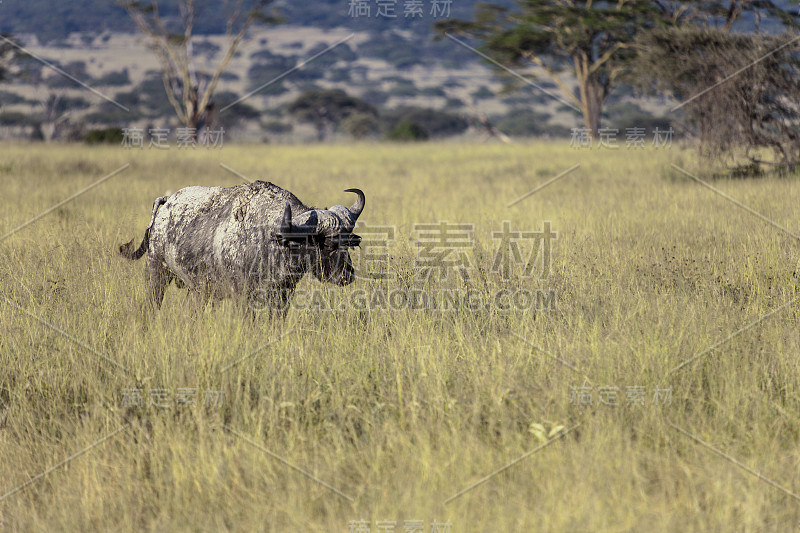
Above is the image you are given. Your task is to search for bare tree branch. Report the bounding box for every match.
[121,0,278,129]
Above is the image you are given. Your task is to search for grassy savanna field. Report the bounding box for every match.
[1,142,799,531]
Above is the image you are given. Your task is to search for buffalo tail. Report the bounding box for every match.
[119,196,168,260]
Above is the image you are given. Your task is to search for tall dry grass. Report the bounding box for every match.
[0,142,799,531]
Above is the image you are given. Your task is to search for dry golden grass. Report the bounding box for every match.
[0,141,799,531]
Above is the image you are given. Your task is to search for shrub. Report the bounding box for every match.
[84,127,124,144]
[381,107,467,138]
[386,120,428,141]
[341,112,381,139]
[262,121,293,134]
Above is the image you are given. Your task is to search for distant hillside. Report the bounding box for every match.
[1,0,795,44]
[0,0,513,44]
[0,0,794,143]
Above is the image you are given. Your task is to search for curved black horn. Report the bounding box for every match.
[344,188,365,218]
[280,201,292,235]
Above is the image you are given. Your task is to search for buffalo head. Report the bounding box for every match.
[275,189,364,286]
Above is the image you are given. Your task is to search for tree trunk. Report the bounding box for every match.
[578,77,603,137]
[40,121,57,142]
[315,121,327,142]
[574,52,605,137]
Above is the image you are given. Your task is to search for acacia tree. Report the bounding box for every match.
[287,89,377,141]
[636,27,800,171]
[436,1,787,136]
[121,0,280,130]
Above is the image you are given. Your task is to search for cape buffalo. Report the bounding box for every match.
[119,181,364,315]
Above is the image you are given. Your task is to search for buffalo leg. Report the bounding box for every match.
[145,256,170,310]
[185,289,208,316]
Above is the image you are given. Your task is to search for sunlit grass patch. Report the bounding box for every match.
[0,141,799,531]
